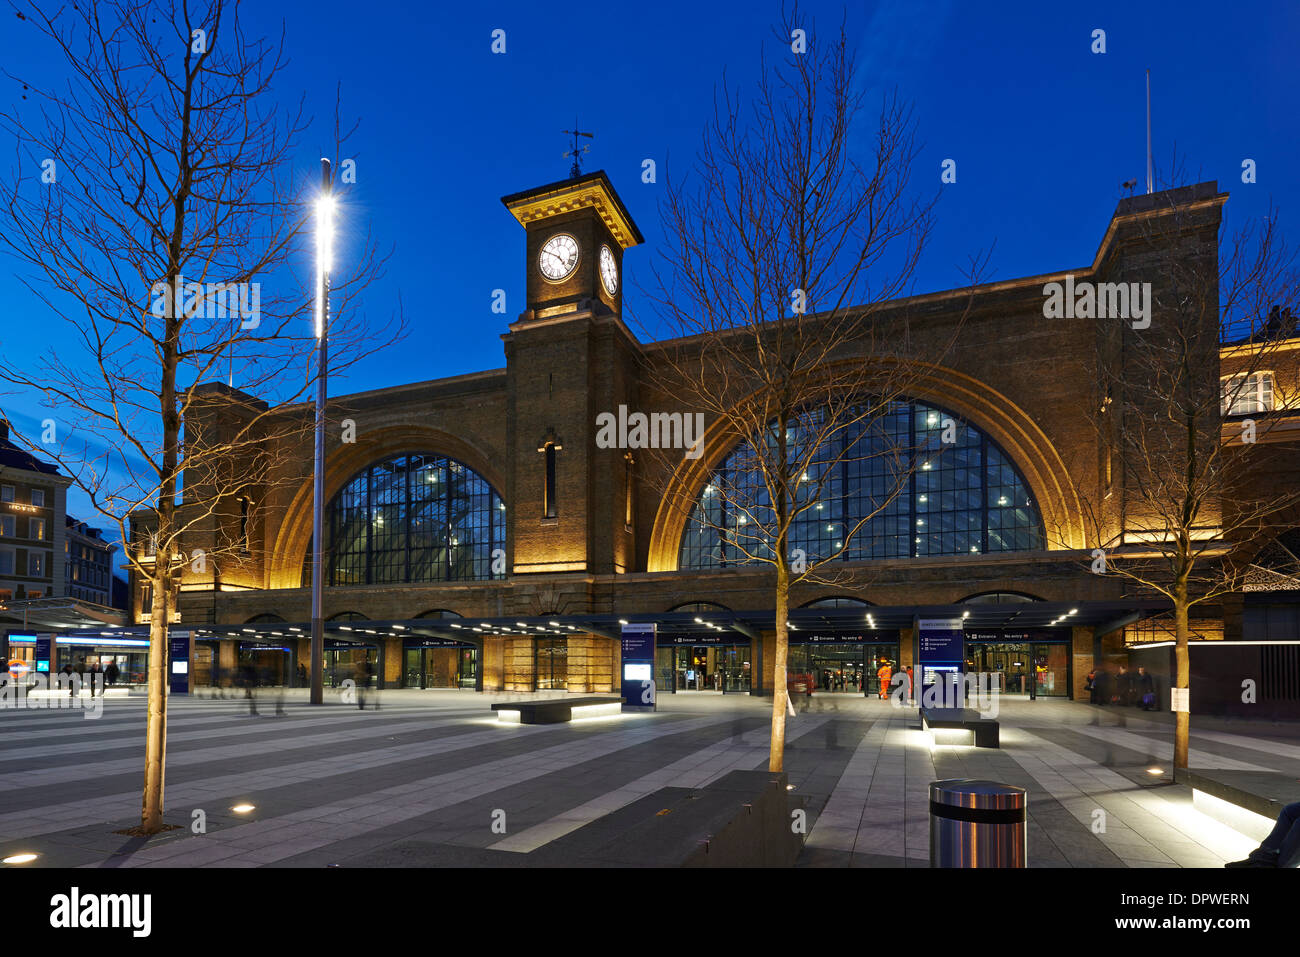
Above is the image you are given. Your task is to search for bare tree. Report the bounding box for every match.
[635,7,984,772]
[0,0,398,833]
[1063,183,1299,771]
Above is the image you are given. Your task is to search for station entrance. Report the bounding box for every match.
[402,640,477,689]
[965,638,1070,696]
[788,636,901,695]
[655,638,751,692]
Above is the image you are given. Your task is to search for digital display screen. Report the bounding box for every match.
[171,661,189,674]
[36,661,50,672]
[623,663,651,681]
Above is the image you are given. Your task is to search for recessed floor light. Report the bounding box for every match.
[1146,768,1164,775]
[231,804,256,813]
[3,853,38,865]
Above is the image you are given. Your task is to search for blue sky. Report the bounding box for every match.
[1,0,1297,571]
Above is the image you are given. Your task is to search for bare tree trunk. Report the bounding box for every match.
[770,557,790,773]
[142,566,169,831]
[1173,580,1190,770]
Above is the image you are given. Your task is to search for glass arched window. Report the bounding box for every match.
[802,597,872,608]
[668,601,732,613]
[679,400,1044,569]
[312,453,506,586]
[959,591,1044,604]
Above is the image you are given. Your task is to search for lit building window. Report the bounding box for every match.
[624,453,635,529]
[543,444,559,519]
[680,400,1044,568]
[1220,372,1273,416]
[308,453,506,586]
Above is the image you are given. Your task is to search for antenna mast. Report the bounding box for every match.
[1146,69,1153,194]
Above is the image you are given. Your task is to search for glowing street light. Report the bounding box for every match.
[309,158,333,707]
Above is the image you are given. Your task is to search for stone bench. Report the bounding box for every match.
[491,696,624,724]
[920,707,1000,748]
[1182,769,1300,843]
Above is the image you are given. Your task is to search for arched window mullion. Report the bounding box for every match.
[980,432,990,555]
[444,461,454,582]
[909,403,918,559]
[839,424,849,563]
[364,468,373,586]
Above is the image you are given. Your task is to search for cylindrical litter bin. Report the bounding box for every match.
[929,779,1026,867]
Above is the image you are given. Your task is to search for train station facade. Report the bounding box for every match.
[113,175,1300,710]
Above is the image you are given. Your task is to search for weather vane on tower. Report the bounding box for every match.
[562,119,593,178]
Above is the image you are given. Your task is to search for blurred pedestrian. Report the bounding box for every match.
[242,663,258,715]
[367,659,381,710]
[354,660,368,710]
[1137,666,1156,710]
[104,660,120,689]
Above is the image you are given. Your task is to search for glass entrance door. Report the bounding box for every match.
[966,642,1068,696]
[536,638,567,691]
[717,645,750,692]
[404,649,422,688]
[323,647,376,688]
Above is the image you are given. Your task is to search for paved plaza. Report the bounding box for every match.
[0,688,1294,868]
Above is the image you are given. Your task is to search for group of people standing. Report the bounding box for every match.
[58,657,120,696]
[809,661,913,699]
[820,669,863,692]
[1085,664,1156,710]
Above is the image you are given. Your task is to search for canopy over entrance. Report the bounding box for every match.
[39,599,1169,646]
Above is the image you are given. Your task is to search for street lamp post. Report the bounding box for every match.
[310,158,333,706]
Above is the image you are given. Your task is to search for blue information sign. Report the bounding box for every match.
[620,623,656,710]
[34,634,53,673]
[168,630,191,694]
[917,618,963,691]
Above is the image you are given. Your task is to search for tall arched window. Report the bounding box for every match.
[309,453,506,586]
[679,400,1044,569]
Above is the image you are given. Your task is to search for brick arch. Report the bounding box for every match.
[645,360,1086,572]
[266,425,505,589]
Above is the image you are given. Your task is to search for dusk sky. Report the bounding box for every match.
[1,0,1297,569]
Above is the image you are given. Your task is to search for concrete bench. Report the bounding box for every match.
[1182,769,1300,843]
[920,707,1000,748]
[491,696,624,724]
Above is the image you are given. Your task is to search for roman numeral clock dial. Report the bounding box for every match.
[539,233,579,281]
[600,244,618,295]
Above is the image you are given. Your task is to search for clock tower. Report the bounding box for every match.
[501,170,643,321]
[500,171,645,581]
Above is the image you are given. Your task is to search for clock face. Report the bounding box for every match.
[599,245,618,296]
[539,233,579,282]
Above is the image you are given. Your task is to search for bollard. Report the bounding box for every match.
[929,779,1026,867]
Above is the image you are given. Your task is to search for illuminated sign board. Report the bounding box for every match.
[620,623,656,710]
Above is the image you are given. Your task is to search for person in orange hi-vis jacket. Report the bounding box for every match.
[877,661,893,700]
